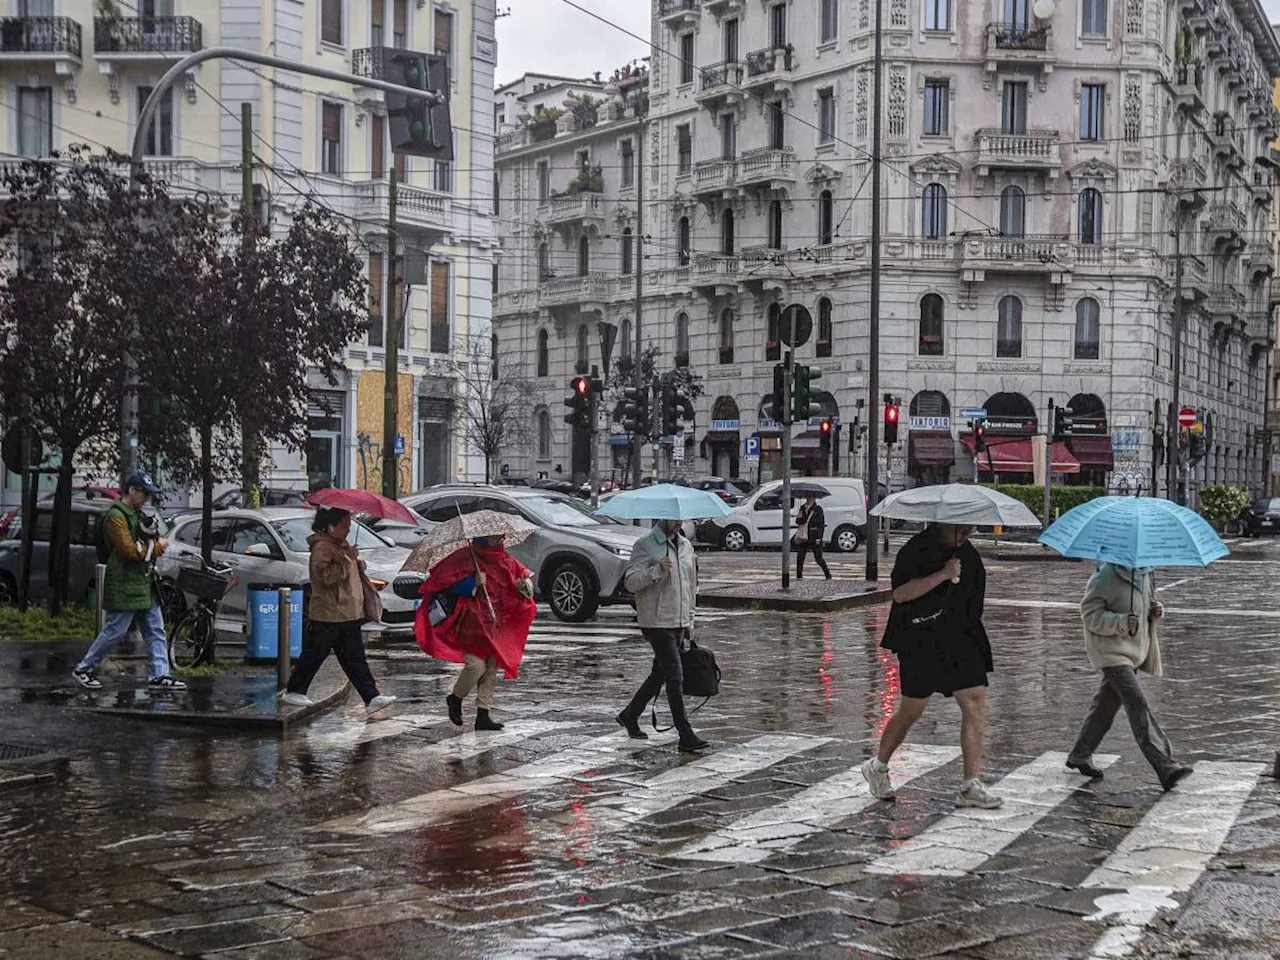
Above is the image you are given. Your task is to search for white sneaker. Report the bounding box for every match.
[860,759,896,800]
[955,779,1003,809]
[366,694,397,718]
[277,691,314,708]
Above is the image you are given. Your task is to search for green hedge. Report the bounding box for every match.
[982,484,1108,519]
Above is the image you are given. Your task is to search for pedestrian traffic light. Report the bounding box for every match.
[768,364,785,423]
[564,376,590,430]
[1052,405,1074,442]
[385,50,453,160]
[973,418,988,453]
[793,364,821,422]
[1188,409,1207,462]
[819,418,832,453]
[619,384,650,439]
[884,398,900,445]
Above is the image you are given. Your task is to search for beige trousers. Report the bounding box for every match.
[453,654,498,709]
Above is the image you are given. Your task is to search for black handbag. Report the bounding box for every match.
[650,635,722,731]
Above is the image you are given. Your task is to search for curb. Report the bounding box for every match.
[698,587,892,612]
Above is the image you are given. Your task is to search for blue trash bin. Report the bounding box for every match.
[246,584,304,660]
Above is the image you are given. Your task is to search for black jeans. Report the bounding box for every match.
[286,619,380,705]
[622,627,694,739]
[796,539,831,578]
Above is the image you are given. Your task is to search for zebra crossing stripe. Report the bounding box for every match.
[404,718,578,764]
[317,728,677,836]
[305,713,447,748]
[673,743,961,864]
[864,751,1120,877]
[1082,760,1265,960]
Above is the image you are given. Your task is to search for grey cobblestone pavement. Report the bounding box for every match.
[0,539,1277,958]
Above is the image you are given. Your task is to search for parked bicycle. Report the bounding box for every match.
[167,557,234,669]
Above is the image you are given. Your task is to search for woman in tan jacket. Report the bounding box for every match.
[279,507,397,718]
[1065,562,1192,791]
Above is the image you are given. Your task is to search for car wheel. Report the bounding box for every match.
[547,561,599,623]
[721,526,749,552]
[832,525,861,553]
[0,572,15,605]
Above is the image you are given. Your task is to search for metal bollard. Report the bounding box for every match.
[95,563,107,634]
[277,586,292,690]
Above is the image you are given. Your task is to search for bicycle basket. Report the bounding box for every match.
[176,565,233,601]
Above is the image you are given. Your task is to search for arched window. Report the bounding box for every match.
[817,297,832,357]
[922,183,947,240]
[768,199,783,250]
[766,302,781,361]
[997,295,1022,358]
[919,293,944,356]
[721,208,735,255]
[620,317,632,360]
[718,307,734,364]
[1074,297,1101,359]
[490,333,499,380]
[621,227,633,275]
[577,235,590,276]
[1078,188,1102,244]
[576,323,589,372]
[818,189,834,245]
[676,312,690,365]
[537,242,550,281]
[536,328,549,377]
[999,185,1025,238]
[536,410,551,459]
[677,216,691,266]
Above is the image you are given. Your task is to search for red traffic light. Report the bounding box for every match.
[974,422,986,437]
[572,377,589,396]
[885,405,899,423]
[819,418,832,434]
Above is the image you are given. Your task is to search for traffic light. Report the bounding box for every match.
[1052,405,1074,442]
[658,374,694,437]
[973,418,988,453]
[768,365,785,423]
[1188,409,1207,462]
[564,376,590,430]
[385,50,453,160]
[619,384,650,439]
[819,418,833,453]
[884,397,900,445]
[793,364,821,422]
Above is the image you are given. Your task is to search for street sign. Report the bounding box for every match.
[393,435,405,456]
[672,430,685,463]
[743,436,761,457]
[1178,407,1197,428]
[958,408,987,419]
[743,455,759,466]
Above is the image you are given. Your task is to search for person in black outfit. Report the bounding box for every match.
[794,493,831,579]
[859,523,1003,810]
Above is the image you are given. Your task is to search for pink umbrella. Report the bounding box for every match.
[306,488,418,525]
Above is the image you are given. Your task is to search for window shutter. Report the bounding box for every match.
[368,253,384,347]
[434,11,452,53]
[393,0,407,38]
[371,115,385,179]
[371,0,383,29]
[430,261,450,353]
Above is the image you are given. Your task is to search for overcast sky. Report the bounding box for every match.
[497,0,1280,87]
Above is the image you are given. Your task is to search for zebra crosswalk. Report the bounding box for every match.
[520,606,756,657]
[309,718,1271,958]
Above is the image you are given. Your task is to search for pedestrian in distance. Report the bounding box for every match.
[416,534,536,731]
[616,519,709,754]
[72,472,187,691]
[862,522,1003,809]
[794,492,832,580]
[279,507,397,718]
[1065,562,1192,792]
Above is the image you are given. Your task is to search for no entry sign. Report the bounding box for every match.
[1177,407,1197,428]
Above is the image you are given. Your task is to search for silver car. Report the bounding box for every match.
[155,508,415,636]
[400,485,645,622]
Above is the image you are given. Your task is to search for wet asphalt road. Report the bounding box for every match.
[0,538,1278,958]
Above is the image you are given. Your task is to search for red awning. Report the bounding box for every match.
[1068,434,1114,470]
[908,431,956,467]
[961,437,1081,474]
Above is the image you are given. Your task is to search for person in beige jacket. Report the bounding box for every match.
[1065,562,1192,791]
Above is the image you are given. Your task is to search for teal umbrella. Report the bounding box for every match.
[595,483,732,521]
[1038,496,1228,569]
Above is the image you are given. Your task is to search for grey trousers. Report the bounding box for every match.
[1068,665,1177,779]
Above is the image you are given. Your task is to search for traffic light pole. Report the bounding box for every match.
[781,350,793,592]
[588,384,599,510]
[631,116,646,490]
[381,168,400,500]
[865,0,884,584]
[1043,398,1054,528]
[1166,200,1185,505]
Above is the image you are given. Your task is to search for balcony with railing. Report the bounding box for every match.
[1166,156,1208,191]
[1207,285,1246,320]
[735,147,794,189]
[740,244,786,268]
[962,234,1073,274]
[984,22,1054,74]
[692,158,735,195]
[1207,116,1245,167]
[312,175,454,240]
[1251,168,1274,206]
[93,16,202,60]
[974,129,1061,177]
[1246,240,1274,277]
[1204,201,1246,240]
[539,273,611,307]
[692,252,740,288]
[1171,60,1206,114]
[544,191,606,228]
[742,45,794,93]
[0,16,81,64]
[696,60,744,107]
[658,0,701,28]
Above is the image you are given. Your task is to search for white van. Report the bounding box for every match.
[695,477,868,553]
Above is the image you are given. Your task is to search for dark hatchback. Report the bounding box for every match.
[1240,497,1280,536]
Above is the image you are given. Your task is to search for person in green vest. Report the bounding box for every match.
[72,472,186,691]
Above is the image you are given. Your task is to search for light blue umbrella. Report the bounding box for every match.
[595,484,732,521]
[1038,496,1229,568]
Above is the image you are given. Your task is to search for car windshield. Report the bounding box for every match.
[518,495,604,528]
[273,517,393,553]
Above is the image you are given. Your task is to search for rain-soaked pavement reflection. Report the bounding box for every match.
[0,543,1278,957]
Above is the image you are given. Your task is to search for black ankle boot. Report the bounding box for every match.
[617,711,648,740]
[446,693,463,727]
[476,708,504,731]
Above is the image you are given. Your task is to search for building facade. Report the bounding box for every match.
[0,0,497,503]
[495,0,1280,498]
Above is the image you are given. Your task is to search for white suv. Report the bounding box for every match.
[695,477,867,553]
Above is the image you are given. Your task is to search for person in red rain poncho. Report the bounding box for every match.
[415,535,536,731]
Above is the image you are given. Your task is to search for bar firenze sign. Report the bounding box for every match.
[984,417,1038,435]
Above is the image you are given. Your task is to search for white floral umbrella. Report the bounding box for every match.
[402,510,539,573]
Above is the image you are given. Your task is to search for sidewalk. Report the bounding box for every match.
[700,577,891,611]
